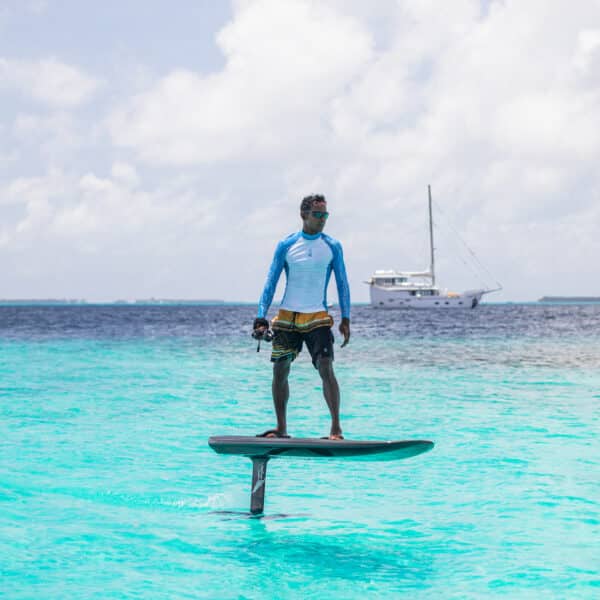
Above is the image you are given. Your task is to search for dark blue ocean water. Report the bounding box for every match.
[1,304,599,598]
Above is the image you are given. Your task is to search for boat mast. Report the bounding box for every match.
[428,184,435,286]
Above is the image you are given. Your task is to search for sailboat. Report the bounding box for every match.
[365,186,501,309]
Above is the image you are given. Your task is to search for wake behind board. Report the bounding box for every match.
[209,436,433,461]
[208,435,434,515]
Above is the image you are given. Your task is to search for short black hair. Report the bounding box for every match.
[300,194,326,213]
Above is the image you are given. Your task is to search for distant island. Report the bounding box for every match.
[0,299,225,305]
[538,296,600,303]
[0,299,87,304]
[130,299,225,305]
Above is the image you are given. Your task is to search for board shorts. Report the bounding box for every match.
[270,309,334,368]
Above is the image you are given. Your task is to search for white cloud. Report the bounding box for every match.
[108,0,373,164]
[1,169,215,244]
[110,162,140,188]
[0,57,100,107]
[0,148,19,167]
[12,112,83,159]
[107,0,600,181]
[0,0,47,17]
[28,0,48,15]
[0,167,225,297]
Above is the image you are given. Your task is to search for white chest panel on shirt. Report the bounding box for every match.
[281,236,333,313]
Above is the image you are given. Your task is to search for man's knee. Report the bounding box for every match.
[316,356,334,379]
[273,357,292,380]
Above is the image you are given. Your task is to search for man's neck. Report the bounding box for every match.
[301,229,322,239]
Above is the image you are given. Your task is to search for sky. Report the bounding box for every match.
[1,0,600,303]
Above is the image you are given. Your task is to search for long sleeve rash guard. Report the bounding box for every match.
[257,231,351,320]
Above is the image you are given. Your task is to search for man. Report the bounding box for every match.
[253,194,351,440]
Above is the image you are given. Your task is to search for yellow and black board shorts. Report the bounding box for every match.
[270,310,334,368]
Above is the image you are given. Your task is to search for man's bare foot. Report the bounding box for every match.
[256,429,290,438]
[326,431,344,440]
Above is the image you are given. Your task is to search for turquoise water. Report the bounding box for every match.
[1,305,599,598]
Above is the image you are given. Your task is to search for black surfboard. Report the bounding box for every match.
[208,435,434,461]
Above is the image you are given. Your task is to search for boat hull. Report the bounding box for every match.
[369,286,484,309]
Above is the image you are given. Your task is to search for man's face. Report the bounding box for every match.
[302,201,328,234]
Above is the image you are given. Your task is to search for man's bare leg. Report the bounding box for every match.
[270,357,292,436]
[317,356,343,439]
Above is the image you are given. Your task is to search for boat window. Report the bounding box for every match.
[394,278,406,285]
[410,291,416,296]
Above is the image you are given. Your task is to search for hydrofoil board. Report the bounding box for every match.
[208,435,433,461]
[208,435,434,515]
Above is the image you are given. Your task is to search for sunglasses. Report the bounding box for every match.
[310,210,329,219]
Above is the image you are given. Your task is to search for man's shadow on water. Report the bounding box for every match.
[208,519,436,588]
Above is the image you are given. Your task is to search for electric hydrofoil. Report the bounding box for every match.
[208,435,434,515]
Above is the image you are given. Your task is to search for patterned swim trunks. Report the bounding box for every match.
[270,309,334,367]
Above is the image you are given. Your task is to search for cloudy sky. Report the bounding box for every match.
[1,0,599,303]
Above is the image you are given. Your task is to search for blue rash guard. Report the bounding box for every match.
[257,231,351,320]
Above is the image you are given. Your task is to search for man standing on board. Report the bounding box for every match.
[253,194,351,440]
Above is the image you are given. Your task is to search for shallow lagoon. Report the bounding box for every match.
[1,304,599,598]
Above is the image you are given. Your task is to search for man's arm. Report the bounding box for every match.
[331,241,351,347]
[257,241,286,320]
[331,241,350,320]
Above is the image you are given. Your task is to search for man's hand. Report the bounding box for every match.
[339,317,350,348]
[252,317,270,340]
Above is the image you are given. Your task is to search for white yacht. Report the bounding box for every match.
[365,186,501,309]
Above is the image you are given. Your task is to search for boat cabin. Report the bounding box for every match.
[368,270,439,295]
